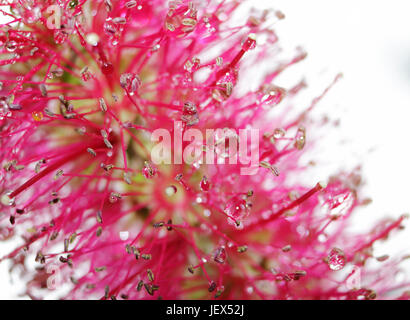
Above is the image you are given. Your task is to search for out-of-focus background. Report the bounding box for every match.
[1,0,409,298]
[267,0,410,248]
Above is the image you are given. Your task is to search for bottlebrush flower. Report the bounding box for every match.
[0,0,409,300]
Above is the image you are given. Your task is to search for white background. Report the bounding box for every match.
[1,0,410,299]
[268,0,410,241]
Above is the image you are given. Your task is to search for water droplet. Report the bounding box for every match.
[165,2,198,38]
[123,172,132,184]
[181,101,199,126]
[120,73,141,95]
[165,185,177,197]
[258,84,286,106]
[200,176,210,191]
[213,128,239,159]
[242,34,257,52]
[213,68,238,101]
[327,247,346,271]
[273,128,286,139]
[101,62,113,75]
[142,161,157,179]
[86,33,99,46]
[1,191,15,206]
[294,127,306,150]
[6,41,17,52]
[68,0,78,8]
[318,234,327,243]
[151,44,161,53]
[224,197,250,226]
[119,231,129,241]
[213,247,226,264]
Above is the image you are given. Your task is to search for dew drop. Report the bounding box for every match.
[294,127,306,150]
[119,231,129,241]
[1,191,15,206]
[200,176,210,191]
[181,101,199,126]
[123,172,132,184]
[165,185,177,197]
[213,128,239,159]
[101,62,114,75]
[258,84,286,106]
[151,44,160,52]
[224,197,250,226]
[6,41,17,52]
[203,209,211,217]
[213,68,238,101]
[68,0,78,8]
[273,128,286,139]
[86,33,99,46]
[327,247,346,271]
[242,34,257,52]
